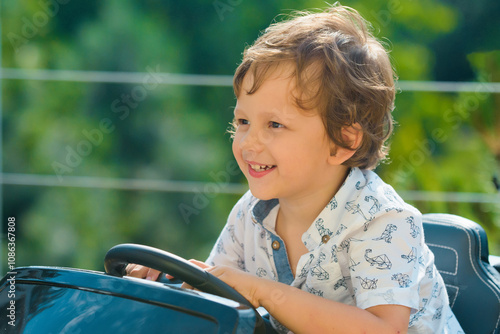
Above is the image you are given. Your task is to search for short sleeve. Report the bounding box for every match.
[348,208,423,312]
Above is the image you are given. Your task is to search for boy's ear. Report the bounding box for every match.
[328,123,363,165]
[342,123,363,149]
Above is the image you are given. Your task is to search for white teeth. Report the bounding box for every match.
[250,164,274,172]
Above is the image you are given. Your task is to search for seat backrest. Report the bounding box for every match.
[423,213,500,334]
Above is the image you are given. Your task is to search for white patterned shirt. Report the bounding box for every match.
[207,168,464,333]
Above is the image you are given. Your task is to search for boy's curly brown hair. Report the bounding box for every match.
[233,4,396,170]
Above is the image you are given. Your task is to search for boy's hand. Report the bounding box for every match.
[125,259,209,283]
[125,260,264,307]
[125,264,161,281]
[125,259,267,307]
[206,265,263,308]
[179,259,213,289]
[186,260,262,307]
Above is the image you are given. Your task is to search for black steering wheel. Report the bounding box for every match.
[104,243,267,333]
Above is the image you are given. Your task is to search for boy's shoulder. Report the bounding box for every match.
[349,168,413,206]
[338,168,421,222]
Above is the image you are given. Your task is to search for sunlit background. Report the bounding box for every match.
[1,0,499,275]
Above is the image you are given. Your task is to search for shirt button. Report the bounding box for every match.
[272,240,281,250]
[321,235,330,244]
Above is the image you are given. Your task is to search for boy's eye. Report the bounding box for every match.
[270,121,284,129]
[237,119,249,125]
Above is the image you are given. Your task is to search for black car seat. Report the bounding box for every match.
[423,213,500,334]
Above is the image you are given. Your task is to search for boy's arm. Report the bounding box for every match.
[208,265,411,334]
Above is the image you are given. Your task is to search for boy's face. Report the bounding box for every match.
[232,68,347,202]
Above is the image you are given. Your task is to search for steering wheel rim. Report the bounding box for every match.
[104,243,267,333]
[104,243,251,305]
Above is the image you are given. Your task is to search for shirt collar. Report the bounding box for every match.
[250,197,279,232]
[302,167,366,250]
[249,167,368,250]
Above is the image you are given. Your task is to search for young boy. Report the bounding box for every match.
[128,4,463,333]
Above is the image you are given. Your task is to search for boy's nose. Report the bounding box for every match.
[239,127,266,152]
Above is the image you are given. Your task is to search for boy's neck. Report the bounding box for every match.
[277,166,350,231]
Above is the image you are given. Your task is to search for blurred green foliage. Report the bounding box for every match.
[1,0,499,273]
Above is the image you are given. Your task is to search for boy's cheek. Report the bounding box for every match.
[231,144,245,173]
[231,139,240,159]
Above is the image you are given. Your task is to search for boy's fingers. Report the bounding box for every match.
[146,268,160,281]
[125,263,139,274]
[125,264,160,281]
[125,264,134,274]
[126,264,146,278]
[126,260,210,283]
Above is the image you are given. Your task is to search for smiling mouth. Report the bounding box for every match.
[249,164,276,172]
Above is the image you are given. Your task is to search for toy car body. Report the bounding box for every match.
[1,213,500,334]
[1,266,263,333]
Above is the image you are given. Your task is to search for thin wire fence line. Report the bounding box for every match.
[397,190,500,204]
[0,68,233,87]
[1,173,249,195]
[2,68,500,93]
[2,173,499,204]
